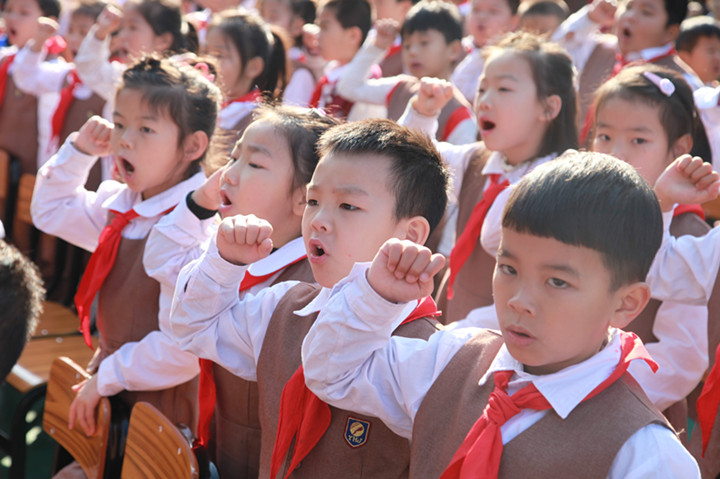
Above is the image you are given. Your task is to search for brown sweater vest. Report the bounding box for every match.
[0,66,39,175]
[257,283,442,479]
[90,231,198,432]
[379,49,403,78]
[436,146,495,324]
[386,77,473,143]
[59,89,105,190]
[411,330,673,479]
[213,259,315,479]
[577,36,617,132]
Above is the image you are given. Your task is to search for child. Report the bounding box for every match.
[0,240,44,382]
[30,56,221,454]
[258,0,321,107]
[335,2,477,145]
[168,119,447,478]
[308,0,387,120]
[144,105,338,477]
[370,0,418,77]
[204,10,288,143]
[0,0,61,176]
[677,16,720,85]
[302,151,700,478]
[451,0,518,103]
[517,0,569,36]
[403,32,577,323]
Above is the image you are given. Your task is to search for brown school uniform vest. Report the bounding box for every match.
[0,65,39,174]
[577,36,617,133]
[380,48,403,78]
[256,283,442,479]
[411,330,673,479]
[89,229,198,431]
[436,146,495,325]
[386,77,473,143]
[213,259,315,479]
[59,90,106,190]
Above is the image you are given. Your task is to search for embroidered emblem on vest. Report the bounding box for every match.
[344,417,370,448]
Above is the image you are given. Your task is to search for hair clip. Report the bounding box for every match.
[193,62,216,83]
[642,71,675,97]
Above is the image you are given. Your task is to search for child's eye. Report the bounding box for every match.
[548,277,568,288]
[497,264,516,276]
[595,133,610,142]
[140,126,154,134]
[340,203,358,211]
[631,137,648,145]
[306,198,318,207]
[114,122,124,130]
[248,162,262,169]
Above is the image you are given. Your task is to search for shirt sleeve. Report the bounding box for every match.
[335,43,403,105]
[628,302,708,411]
[302,263,473,438]
[608,423,700,478]
[74,26,124,102]
[443,114,478,146]
[13,45,70,95]
[30,134,118,251]
[282,67,316,107]
[550,5,603,74]
[168,238,298,381]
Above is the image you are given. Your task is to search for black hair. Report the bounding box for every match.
[677,15,720,52]
[518,0,569,21]
[319,0,372,45]
[0,241,44,382]
[503,151,662,290]
[119,55,222,176]
[317,119,448,233]
[72,1,106,20]
[664,0,688,26]
[401,0,463,44]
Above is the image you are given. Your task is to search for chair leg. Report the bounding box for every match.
[9,384,47,479]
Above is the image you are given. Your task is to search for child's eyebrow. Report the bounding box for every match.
[595,121,653,133]
[541,263,580,279]
[247,144,271,156]
[333,185,369,196]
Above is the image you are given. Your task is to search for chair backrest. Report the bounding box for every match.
[12,173,35,254]
[43,357,111,479]
[121,402,199,479]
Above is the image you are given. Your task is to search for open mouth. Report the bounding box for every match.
[220,190,232,207]
[480,118,496,131]
[308,239,326,258]
[122,158,135,175]
[621,27,631,39]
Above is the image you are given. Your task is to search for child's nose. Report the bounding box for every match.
[310,208,331,232]
[507,287,535,315]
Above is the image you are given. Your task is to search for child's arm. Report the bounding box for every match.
[335,20,410,105]
[13,18,71,96]
[550,0,613,73]
[144,168,222,289]
[31,116,119,251]
[74,6,124,102]
[169,214,298,380]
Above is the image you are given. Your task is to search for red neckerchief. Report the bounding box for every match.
[673,203,705,220]
[50,70,82,147]
[222,88,261,109]
[0,54,16,112]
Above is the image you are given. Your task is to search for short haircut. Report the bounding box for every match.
[0,241,44,382]
[518,0,569,21]
[664,0,688,26]
[317,119,448,234]
[503,151,662,290]
[72,1,106,20]
[401,0,463,44]
[677,15,720,52]
[36,0,61,17]
[319,0,372,45]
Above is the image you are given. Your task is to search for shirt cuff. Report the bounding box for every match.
[96,357,125,396]
[161,198,217,247]
[40,133,100,176]
[199,238,251,288]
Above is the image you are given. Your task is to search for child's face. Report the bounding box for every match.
[302,152,413,288]
[475,51,551,165]
[260,0,296,33]
[66,13,96,59]
[219,121,303,247]
[115,5,170,63]
[466,0,516,47]
[316,6,359,63]
[679,36,720,84]
[615,0,676,56]
[593,97,676,186]
[494,228,624,375]
[372,0,412,24]
[111,88,191,200]
[204,27,247,99]
[518,13,562,37]
[402,29,459,79]
[3,0,43,48]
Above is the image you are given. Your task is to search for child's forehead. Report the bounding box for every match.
[312,152,394,188]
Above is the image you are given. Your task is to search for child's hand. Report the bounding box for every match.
[95,5,123,41]
[367,239,445,304]
[192,166,225,212]
[654,155,720,212]
[72,116,113,157]
[31,17,59,53]
[302,23,320,57]
[216,214,273,265]
[68,375,101,437]
[588,0,617,28]
[373,19,399,51]
[411,77,454,117]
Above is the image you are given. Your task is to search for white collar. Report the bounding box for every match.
[625,42,674,62]
[481,151,557,183]
[247,236,307,276]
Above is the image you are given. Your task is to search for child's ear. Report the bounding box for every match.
[541,94,562,122]
[347,26,363,48]
[671,133,693,158]
[398,216,431,245]
[291,185,306,218]
[609,282,651,329]
[183,131,209,163]
[448,39,463,64]
[245,56,266,81]
[663,23,680,43]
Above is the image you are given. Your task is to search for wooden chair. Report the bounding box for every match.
[0,148,10,227]
[121,402,199,479]
[42,357,112,478]
[703,196,720,223]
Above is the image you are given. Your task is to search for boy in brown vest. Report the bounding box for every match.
[169,119,448,478]
[303,151,701,478]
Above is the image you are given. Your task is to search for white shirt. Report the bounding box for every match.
[74,26,126,108]
[315,60,388,122]
[450,46,484,104]
[31,135,206,396]
[301,263,700,478]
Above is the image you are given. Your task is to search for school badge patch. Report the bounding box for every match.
[344,417,370,448]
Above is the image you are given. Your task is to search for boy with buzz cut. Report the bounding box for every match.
[169,119,448,478]
[676,16,720,85]
[336,0,476,145]
[309,0,387,121]
[302,151,701,478]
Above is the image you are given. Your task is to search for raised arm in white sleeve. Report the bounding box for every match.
[13,45,71,95]
[335,42,407,105]
[74,26,125,102]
